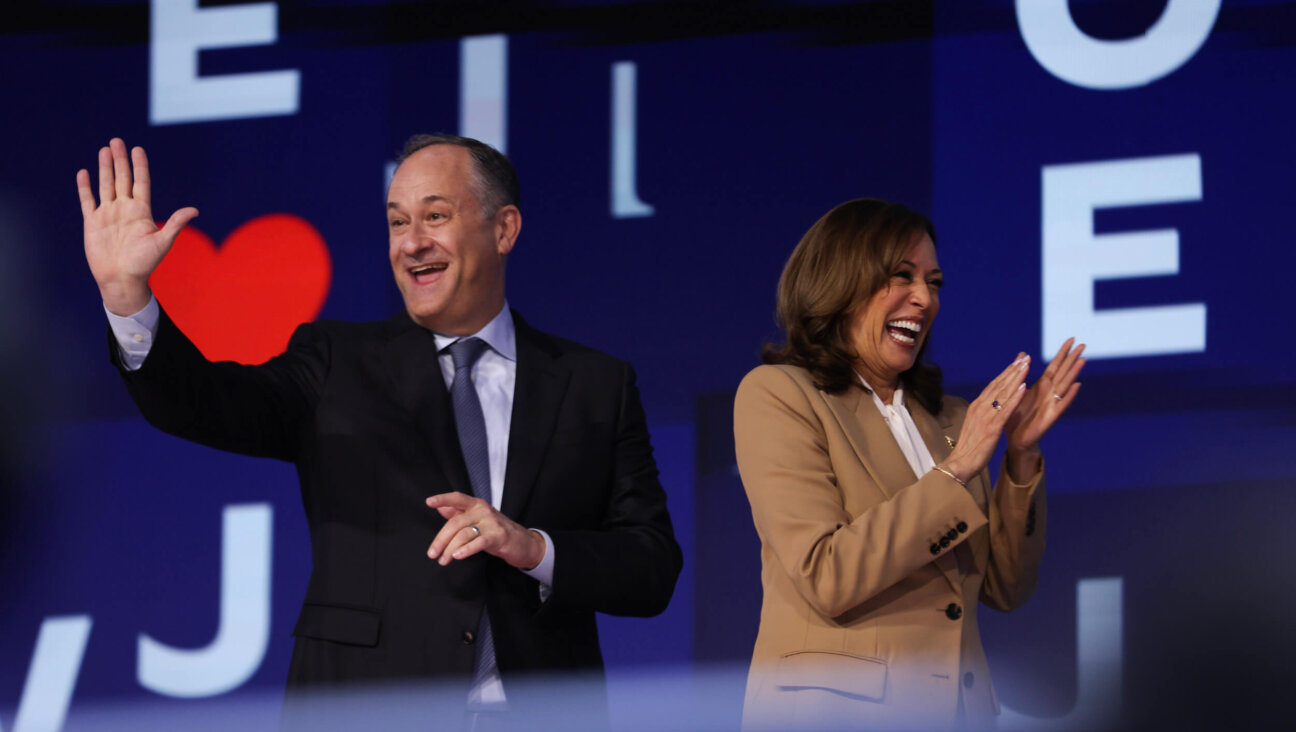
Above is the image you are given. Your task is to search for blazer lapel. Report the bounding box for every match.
[379,316,472,497]
[822,386,920,501]
[500,313,570,522]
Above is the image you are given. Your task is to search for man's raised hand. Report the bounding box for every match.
[77,138,198,315]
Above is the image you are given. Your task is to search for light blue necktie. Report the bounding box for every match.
[446,337,498,696]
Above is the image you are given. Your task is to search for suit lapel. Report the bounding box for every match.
[500,313,570,521]
[379,317,472,497]
[822,386,919,501]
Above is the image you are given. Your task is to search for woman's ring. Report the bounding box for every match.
[991,400,1002,411]
[469,525,481,537]
[1052,392,1064,401]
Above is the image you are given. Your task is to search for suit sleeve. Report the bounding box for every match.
[735,365,989,619]
[980,456,1046,611]
[545,362,682,617]
[112,306,327,461]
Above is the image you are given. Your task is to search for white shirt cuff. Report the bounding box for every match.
[105,295,160,371]
[520,528,555,601]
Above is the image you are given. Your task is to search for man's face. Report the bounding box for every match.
[386,145,519,335]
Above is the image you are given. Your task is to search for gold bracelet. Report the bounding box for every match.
[932,464,966,487]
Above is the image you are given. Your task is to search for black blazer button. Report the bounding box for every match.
[939,536,951,548]
[945,603,962,620]
[930,543,941,555]
[945,529,958,541]
[963,671,974,688]
[461,630,475,645]
[956,521,968,533]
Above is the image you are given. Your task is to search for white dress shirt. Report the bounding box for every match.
[856,374,937,481]
[106,296,556,707]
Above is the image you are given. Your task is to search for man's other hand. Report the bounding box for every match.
[425,492,546,570]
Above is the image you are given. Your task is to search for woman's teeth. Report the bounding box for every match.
[886,320,921,345]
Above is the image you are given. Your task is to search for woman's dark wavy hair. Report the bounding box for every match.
[762,198,944,415]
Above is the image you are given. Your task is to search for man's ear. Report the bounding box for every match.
[494,205,521,256]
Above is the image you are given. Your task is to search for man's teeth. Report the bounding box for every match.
[411,264,447,275]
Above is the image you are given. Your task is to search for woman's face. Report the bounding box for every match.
[847,233,942,389]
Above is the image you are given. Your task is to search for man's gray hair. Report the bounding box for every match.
[397,134,520,218]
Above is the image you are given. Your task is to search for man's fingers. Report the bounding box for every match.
[76,169,96,217]
[450,534,487,561]
[426,491,474,510]
[131,146,151,206]
[426,502,485,557]
[157,207,199,243]
[97,146,114,204]
[442,526,487,565]
[111,138,132,200]
[427,517,466,559]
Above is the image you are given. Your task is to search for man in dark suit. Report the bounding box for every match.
[78,135,681,724]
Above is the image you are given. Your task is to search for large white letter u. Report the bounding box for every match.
[137,503,272,698]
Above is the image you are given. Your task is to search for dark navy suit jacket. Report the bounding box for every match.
[113,307,681,705]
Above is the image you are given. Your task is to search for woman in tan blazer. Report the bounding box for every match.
[735,199,1086,729]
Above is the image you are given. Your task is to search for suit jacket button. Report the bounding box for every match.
[956,521,968,533]
[930,543,941,555]
[945,603,962,620]
[939,536,951,548]
[963,671,974,688]
[945,529,958,541]
[461,630,475,645]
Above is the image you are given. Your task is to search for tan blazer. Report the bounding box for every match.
[734,365,1045,729]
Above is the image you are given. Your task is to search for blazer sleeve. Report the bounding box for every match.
[545,361,682,618]
[735,365,991,619]
[980,456,1046,611]
[112,306,327,461]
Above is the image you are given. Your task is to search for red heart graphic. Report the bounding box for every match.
[150,214,332,364]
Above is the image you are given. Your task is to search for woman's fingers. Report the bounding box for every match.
[1003,380,1028,416]
[1045,344,1086,403]
[1056,382,1082,413]
[980,352,1029,402]
[1046,337,1074,372]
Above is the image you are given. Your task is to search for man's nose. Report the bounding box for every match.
[401,225,433,255]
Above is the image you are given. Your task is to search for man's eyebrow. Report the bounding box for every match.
[386,195,450,211]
